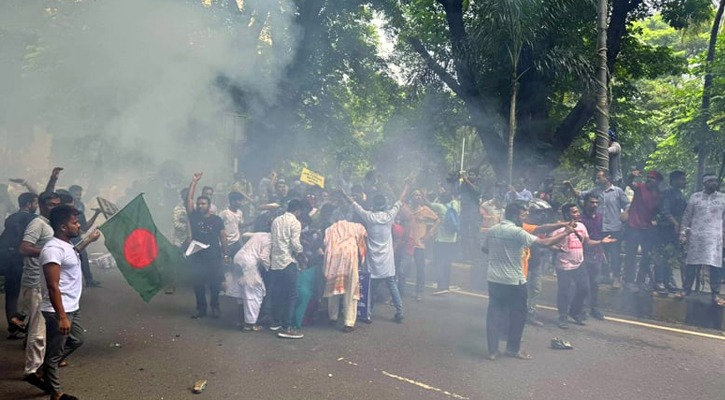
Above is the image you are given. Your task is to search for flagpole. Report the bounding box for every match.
[460,137,466,172]
[94,193,145,231]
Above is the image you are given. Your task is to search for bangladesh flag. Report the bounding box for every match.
[99,194,187,302]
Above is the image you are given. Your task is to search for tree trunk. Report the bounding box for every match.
[508,74,518,185]
[697,0,725,189]
[593,0,610,172]
[552,0,642,153]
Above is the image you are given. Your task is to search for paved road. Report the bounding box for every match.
[2,266,725,400]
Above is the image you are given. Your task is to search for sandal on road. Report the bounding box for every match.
[714,297,725,307]
[673,292,686,300]
[504,351,533,360]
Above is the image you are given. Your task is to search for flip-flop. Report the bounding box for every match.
[714,297,725,307]
[551,337,574,350]
[504,351,533,360]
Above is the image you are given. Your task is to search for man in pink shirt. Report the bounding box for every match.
[554,203,614,329]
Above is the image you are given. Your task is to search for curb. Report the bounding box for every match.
[446,262,725,331]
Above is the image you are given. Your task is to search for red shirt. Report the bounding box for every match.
[628,182,660,230]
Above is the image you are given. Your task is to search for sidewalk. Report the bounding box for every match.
[444,261,725,331]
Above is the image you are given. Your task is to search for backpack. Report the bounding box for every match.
[443,204,460,234]
[0,211,37,275]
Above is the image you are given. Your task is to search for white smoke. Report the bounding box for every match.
[0,0,298,197]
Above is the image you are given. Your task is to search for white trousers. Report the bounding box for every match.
[20,286,45,375]
[328,292,357,327]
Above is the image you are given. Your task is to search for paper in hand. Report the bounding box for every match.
[185,240,210,257]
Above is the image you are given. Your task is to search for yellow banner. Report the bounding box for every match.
[300,168,325,188]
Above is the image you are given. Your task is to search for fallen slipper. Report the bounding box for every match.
[551,337,573,350]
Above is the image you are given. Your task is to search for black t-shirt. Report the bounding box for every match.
[189,210,224,259]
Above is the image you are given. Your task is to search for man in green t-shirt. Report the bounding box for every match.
[482,203,572,361]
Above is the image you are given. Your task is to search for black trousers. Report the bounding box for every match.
[556,267,589,319]
[3,260,23,327]
[623,228,654,284]
[583,260,602,312]
[192,258,222,313]
[270,263,299,328]
[486,281,527,355]
[682,265,722,301]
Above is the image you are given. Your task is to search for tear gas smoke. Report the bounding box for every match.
[0,0,298,200]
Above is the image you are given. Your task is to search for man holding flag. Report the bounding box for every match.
[40,205,100,400]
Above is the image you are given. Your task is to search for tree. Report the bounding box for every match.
[696,0,725,188]
[376,0,713,179]
[593,0,610,172]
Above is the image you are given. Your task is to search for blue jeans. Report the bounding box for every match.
[371,276,404,318]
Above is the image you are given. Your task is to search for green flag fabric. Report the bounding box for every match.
[99,194,186,302]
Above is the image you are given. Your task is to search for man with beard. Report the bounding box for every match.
[40,205,100,400]
[482,203,572,360]
[187,173,228,319]
[676,174,725,306]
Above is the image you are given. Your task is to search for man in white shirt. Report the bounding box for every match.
[220,192,245,258]
[40,205,100,400]
[269,199,304,339]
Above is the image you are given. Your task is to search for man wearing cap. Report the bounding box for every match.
[676,173,725,306]
[623,169,663,291]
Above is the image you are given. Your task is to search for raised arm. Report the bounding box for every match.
[187,173,202,214]
[397,176,414,204]
[625,170,641,191]
[43,167,63,195]
[9,178,39,195]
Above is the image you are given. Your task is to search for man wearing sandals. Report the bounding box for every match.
[677,174,725,306]
[482,202,573,361]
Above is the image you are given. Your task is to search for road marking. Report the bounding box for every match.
[337,357,469,399]
[381,371,470,400]
[450,288,725,341]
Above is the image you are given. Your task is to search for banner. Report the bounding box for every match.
[300,168,325,188]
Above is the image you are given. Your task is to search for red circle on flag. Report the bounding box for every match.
[123,229,158,269]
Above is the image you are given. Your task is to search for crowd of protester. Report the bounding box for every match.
[3,159,725,398]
